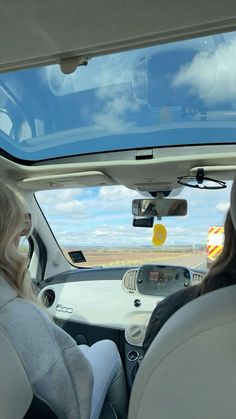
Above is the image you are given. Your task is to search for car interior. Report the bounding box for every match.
[2,1,236,418]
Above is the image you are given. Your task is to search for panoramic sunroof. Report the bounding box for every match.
[0,30,236,161]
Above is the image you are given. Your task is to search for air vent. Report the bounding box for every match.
[42,288,55,308]
[122,269,138,293]
[192,272,205,284]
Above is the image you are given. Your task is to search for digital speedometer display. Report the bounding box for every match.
[137,265,191,296]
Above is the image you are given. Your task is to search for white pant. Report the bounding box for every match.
[79,340,127,419]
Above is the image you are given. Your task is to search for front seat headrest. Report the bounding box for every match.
[128,284,236,419]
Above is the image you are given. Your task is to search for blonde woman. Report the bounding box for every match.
[0,183,127,419]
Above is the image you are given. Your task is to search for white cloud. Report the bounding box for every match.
[98,185,139,202]
[90,185,141,213]
[94,227,110,236]
[36,189,88,219]
[55,200,86,214]
[36,186,141,225]
[216,201,230,213]
[37,185,141,219]
[56,222,209,247]
[172,37,236,105]
[92,84,139,132]
[44,53,133,96]
[170,227,188,235]
[54,222,153,247]
[93,112,126,132]
[36,189,80,205]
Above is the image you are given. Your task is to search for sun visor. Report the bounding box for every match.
[190,166,236,180]
[17,171,116,190]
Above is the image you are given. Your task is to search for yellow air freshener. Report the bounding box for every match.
[152,224,167,246]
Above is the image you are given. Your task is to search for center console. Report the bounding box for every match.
[124,321,147,389]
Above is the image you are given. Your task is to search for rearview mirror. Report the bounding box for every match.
[132,198,187,217]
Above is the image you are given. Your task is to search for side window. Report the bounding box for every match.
[19,236,31,257]
[19,236,40,283]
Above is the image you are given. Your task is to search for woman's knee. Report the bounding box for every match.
[92,340,121,361]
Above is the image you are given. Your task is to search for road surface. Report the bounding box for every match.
[154,253,207,270]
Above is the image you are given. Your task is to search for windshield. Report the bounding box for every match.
[1,31,236,161]
[36,182,231,269]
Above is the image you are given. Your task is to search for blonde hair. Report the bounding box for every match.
[0,182,35,301]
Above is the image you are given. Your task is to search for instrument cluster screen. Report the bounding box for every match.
[137,264,191,296]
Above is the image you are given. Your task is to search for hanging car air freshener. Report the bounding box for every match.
[152,224,167,246]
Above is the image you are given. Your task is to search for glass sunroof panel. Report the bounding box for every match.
[1,30,236,161]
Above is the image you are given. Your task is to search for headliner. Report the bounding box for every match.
[1,0,236,72]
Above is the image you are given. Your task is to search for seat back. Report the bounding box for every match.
[0,327,58,419]
[128,284,236,419]
[0,327,33,419]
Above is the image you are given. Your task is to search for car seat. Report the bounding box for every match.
[0,324,117,419]
[0,326,58,418]
[128,283,236,418]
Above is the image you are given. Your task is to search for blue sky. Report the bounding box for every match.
[36,182,231,248]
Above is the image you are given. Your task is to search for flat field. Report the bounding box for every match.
[63,248,206,269]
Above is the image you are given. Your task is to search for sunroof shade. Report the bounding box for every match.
[1,30,236,161]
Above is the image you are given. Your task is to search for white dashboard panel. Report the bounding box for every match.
[38,280,163,330]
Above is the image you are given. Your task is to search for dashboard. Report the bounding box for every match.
[137,264,191,297]
[38,264,205,347]
[38,263,205,390]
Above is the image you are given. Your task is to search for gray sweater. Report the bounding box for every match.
[0,276,93,419]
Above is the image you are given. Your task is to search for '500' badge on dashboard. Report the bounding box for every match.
[56,304,73,314]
